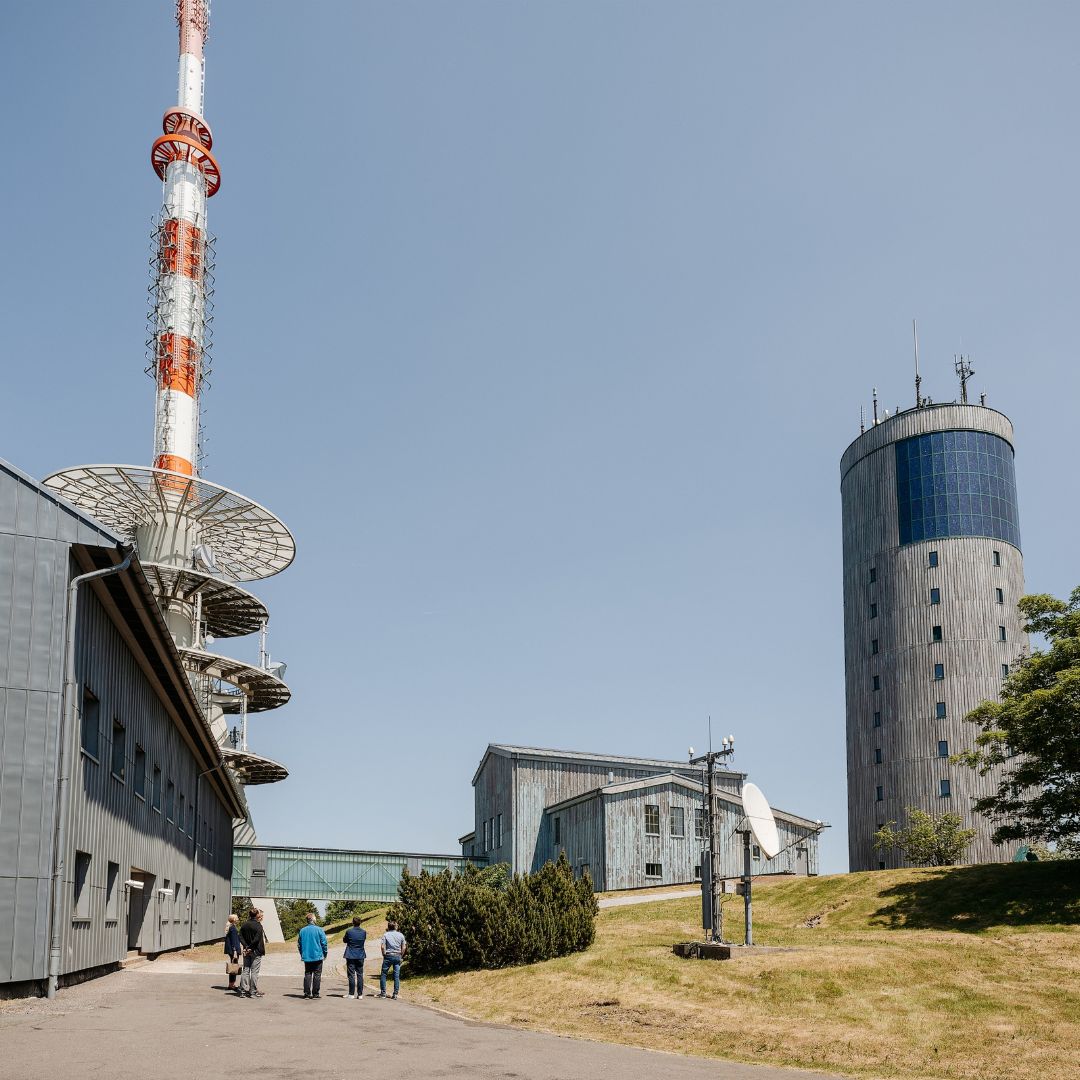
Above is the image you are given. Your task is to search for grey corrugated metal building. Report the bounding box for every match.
[461,744,823,890]
[0,459,243,993]
[841,403,1026,871]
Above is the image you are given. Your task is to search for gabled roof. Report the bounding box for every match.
[542,770,825,829]
[471,743,744,787]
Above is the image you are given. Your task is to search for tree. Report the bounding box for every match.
[231,895,251,919]
[323,900,383,926]
[276,898,318,939]
[957,590,1080,848]
[873,807,976,866]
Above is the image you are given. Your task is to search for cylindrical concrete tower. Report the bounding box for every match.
[840,403,1025,872]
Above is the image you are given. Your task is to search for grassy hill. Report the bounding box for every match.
[407,862,1080,1080]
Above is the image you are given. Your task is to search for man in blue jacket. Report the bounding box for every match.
[297,912,329,999]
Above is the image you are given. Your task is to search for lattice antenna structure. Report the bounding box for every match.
[955,354,974,405]
[46,0,291,812]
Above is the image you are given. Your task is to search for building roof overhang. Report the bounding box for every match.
[471,742,745,788]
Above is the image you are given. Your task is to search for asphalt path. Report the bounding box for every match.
[0,968,842,1080]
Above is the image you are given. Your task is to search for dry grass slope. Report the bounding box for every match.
[407,862,1080,1080]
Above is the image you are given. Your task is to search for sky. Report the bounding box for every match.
[4,2,1079,875]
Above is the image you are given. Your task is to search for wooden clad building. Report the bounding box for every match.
[840,404,1025,871]
[0,459,244,994]
[461,744,823,891]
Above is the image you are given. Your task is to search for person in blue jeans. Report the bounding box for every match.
[342,915,368,999]
[297,912,328,999]
[378,920,407,999]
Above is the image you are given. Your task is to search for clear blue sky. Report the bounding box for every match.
[4,3,1078,874]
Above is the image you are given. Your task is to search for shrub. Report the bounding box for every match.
[387,852,598,974]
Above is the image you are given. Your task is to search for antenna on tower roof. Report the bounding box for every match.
[859,405,865,434]
[872,387,879,425]
[913,318,922,407]
[955,354,974,404]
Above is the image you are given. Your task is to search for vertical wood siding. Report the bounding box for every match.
[841,406,1025,871]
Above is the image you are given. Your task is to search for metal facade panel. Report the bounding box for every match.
[59,587,234,972]
[841,406,1025,871]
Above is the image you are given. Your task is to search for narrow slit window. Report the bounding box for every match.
[81,689,100,760]
[934,663,945,681]
[869,567,877,583]
[872,674,881,691]
[928,550,939,568]
[935,701,947,719]
[999,625,1007,641]
[931,625,943,642]
[870,603,878,619]
[938,740,949,758]
[873,748,882,764]
[871,638,879,655]
[996,588,1004,604]
[940,779,952,798]
[875,786,884,802]
[993,550,1001,566]
[134,745,146,798]
[110,720,126,780]
[73,852,92,920]
[873,711,882,728]
[930,588,941,605]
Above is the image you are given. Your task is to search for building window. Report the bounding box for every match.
[483,818,491,851]
[934,663,945,681]
[694,807,705,839]
[134,745,146,799]
[871,638,879,655]
[553,817,560,845]
[496,813,502,848]
[931,625,943,642]
[105,862,120,921]
[878,861,887,870]
[940,779,952,798]
[869,566,877,583]
[166,780,175,823]
[81,688,100,760]
[670,807,685,838]
[928,550,939,568]
[870,603,878,619]
[873,710,882,727]
[876,785,884,802]
[874,748,883,764]
[188,803,195,838]
[872,674,881,691]
[178,794,186,833]
[644,805,660,836]
[1002,663,1010,678]
[935,701,947,719]
[999,625,1007,641]
[894,431,1021,549]
[110,719,126,780]
[996,588,1004,604]
[693,865,701,880]
[993,550,1001,566]
[73,851,92,920]
[930,588,941,605]
[938,740,949,758]
[752,845,761,859]
[645,862,662,878]
[152,766,162,812]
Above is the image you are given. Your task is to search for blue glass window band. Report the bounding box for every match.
[895,430,1020,549]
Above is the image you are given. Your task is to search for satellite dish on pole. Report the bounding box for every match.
[742,782,780,859]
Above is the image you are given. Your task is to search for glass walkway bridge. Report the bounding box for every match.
[232,845,486,902]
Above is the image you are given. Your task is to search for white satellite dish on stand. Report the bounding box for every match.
[739,781,780,946]
[742,782,780,858]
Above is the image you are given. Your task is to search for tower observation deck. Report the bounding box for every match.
[46,0,291,840]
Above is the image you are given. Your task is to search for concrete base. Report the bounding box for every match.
[249,898,284,942]
[673,942,799,960]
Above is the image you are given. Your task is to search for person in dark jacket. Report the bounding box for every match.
[224,913,243,992]
[342,916,368,999]
[239,908,267,998]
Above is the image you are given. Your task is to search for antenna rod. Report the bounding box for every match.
[913,319,922,407]
[872,387,879,424]
[859,405,865,434]
[955,354,974,405]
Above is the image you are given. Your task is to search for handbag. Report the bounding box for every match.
[226,960,241,976]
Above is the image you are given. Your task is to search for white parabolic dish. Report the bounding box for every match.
[742,782,781,859]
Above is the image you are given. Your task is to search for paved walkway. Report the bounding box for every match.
[598,887,699,908]
[0,969,841,1080]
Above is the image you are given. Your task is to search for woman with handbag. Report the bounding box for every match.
[224,913,243,992]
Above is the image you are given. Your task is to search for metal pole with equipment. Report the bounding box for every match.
[689,735,736,942]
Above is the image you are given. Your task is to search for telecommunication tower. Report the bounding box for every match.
[45,0,292,839]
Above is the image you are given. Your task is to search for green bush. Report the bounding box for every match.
[387,852,598,974]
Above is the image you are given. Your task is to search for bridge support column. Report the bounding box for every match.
[250,898,284,943]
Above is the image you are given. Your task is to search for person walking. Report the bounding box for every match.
[378,920,407,999]
[342,915,368,999]
[223,913,243,992]
[239,907,267,998]
[297,912,328,999]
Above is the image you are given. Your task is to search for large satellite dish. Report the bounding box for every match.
[742,782,781,859]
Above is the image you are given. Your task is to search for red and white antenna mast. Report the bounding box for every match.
[150,0,220,478]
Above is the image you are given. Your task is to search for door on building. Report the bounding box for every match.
[796,847,809,876]
[126,870,153,951]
